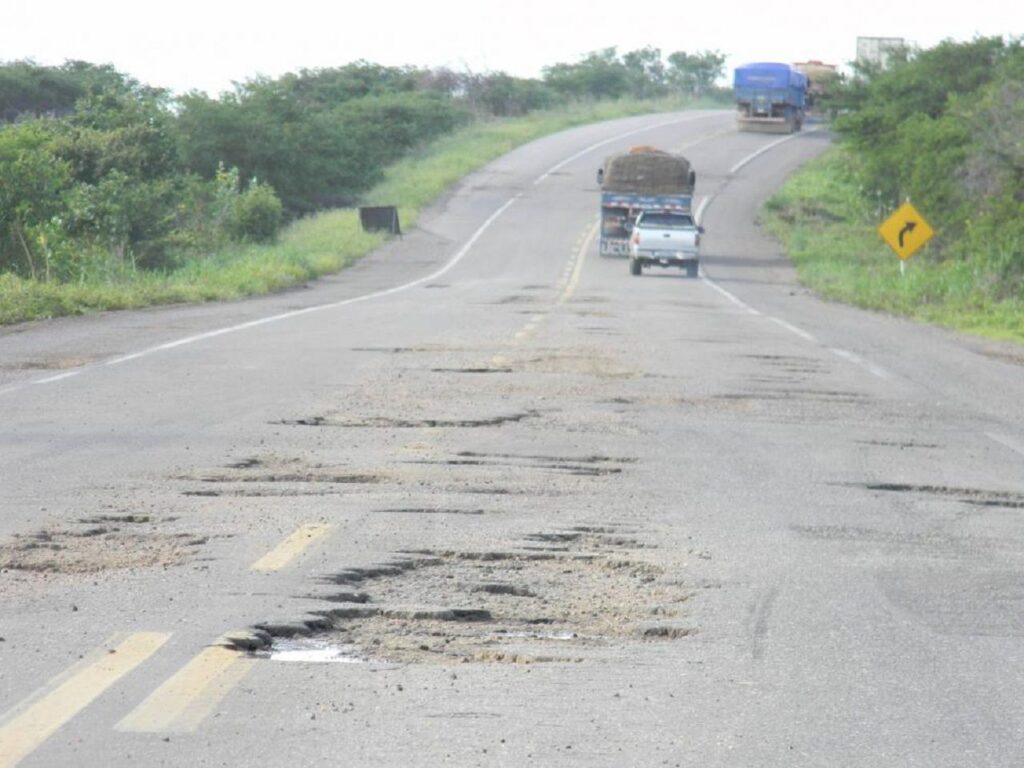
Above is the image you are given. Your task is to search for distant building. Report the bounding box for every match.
[856,37,906,69]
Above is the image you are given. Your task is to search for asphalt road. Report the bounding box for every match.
[2,110,1023,767]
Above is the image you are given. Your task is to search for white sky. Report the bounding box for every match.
[4,0,1021,96]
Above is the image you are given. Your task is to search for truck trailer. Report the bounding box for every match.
[793,60,838,111]
[734,62,807,133]
[598,147,695,257]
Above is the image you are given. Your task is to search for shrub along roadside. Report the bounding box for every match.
[761,148,1024,343]
[0,97,715,326]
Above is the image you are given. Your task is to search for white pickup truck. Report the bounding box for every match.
[628,210,703,278]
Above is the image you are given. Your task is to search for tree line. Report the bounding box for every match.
[0,49,726,283]
[827,36,1024,293]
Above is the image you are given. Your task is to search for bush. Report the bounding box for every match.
[230,181,282,243]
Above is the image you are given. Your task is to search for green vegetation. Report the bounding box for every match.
[0,50,728,326]
[766,36,1024,342]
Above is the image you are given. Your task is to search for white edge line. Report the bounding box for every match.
[701,276,760,316]
[729,126,820,175]
[694,196,709,225]
[985,432,1024,458]
[829,347,892,381]
[865,363,893,380]
[35,371,82,384]
[769,316,817,343]
[96,195,521,369]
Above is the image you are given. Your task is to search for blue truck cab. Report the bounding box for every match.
[734,63,808,133]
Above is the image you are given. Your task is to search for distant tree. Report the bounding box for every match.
[178,85,467,212]
[622,47,668,98]
[667,50,726,96]
[0,60,151,123]
[543,48,631,100]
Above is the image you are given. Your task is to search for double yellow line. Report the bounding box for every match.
[0,633,168,767]
[0,522,335,765]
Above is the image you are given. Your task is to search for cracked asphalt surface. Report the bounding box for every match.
[2,111,1024,766]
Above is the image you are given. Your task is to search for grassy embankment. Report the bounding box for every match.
[0,97,719,326]
[762,148,1024,343]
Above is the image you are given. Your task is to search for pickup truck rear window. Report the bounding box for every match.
[637,213,694,228]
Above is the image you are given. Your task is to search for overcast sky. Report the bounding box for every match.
[5,0,1021,95]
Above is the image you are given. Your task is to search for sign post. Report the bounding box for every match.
[879,201,934,273]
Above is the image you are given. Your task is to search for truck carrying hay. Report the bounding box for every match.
[598,147,696,257]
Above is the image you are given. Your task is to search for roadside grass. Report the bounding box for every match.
[1,97,722,326]
[762,148,1024,343]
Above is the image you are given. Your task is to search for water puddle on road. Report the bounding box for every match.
[262,638,364,664]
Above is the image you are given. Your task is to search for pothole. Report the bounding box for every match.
[861,483,1024,506]
[276,412,539,429]
[456,451,636,464]
[430,367,514,374]
[407,456,625,477]
[250,529,693,665]
[444,451,634,476]
[519,352,634,379]
[177,456,389,493]
[376,508,490,516]
[855,440,943,450]
[0,522,207,575]
[715,390,869,403]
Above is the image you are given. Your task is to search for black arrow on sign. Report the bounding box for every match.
[898,221,917,249]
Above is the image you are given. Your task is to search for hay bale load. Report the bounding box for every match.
[601,148,695,195]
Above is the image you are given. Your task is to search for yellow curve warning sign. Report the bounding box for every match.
[879,202,934,260]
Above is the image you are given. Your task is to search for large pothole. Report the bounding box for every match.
[248,527,693,664]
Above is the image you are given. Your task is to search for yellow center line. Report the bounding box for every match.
[116,644,254,734]
[560,219,599,304]
[250,523,333,572]
[0,632,169,768]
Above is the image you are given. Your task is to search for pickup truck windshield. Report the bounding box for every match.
[637,213,694,228]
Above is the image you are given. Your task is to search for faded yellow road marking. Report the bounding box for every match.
[560,219,599,304]
[0,632,168,768]
[116,644,254,733]
[250,523,333,572]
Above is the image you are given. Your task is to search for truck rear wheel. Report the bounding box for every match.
[686,262,699,278]
[630,259,642,276]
